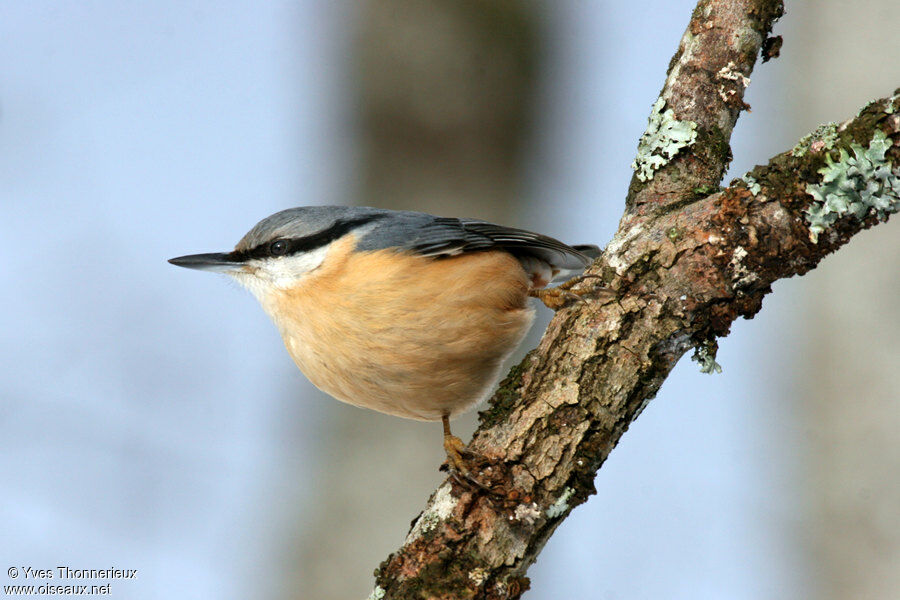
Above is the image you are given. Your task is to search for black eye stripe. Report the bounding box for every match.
[269,239,290,255]
[230,215,384,262]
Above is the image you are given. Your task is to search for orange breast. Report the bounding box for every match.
[261,236,534,421]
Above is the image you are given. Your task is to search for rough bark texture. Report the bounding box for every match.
[793,3,900,597]
[625,0,784,214]
[370,1,900,598]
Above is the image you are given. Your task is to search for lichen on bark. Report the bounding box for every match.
[370,2,900,598]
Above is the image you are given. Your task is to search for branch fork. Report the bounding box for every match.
[370,2,900,597]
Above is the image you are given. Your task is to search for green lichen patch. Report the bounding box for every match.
[805,130,900,243]
[405,484,457,543]
[791,122,839,158]
[366,586,386,600]
[632,98,698,182]
[742,174,762,196]
[858,94,899,116]
[545,487,575,519]
[691,339,722,374]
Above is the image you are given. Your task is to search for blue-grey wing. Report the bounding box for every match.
[359,212,598,272]
[455,219,599,271]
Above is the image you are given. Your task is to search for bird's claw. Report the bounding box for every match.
[530,274,601,310]
[441,435,500,494]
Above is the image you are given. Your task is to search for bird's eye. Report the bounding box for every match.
[269,239,290,256]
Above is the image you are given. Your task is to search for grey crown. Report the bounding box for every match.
[236,206,600,271]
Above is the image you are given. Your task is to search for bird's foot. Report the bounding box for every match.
[529,274,601,310]
[442,433,494,492]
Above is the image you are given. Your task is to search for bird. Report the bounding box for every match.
[169,206,599,480]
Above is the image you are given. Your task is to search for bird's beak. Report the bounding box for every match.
[168,252,243,273]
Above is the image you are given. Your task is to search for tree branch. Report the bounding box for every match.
[369,1,900,598]
[627,0,783,214]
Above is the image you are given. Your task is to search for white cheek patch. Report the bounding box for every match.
[228,244,330,301]
[264,245,331,287]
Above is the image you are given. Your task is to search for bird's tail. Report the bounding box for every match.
[572,244,602,260]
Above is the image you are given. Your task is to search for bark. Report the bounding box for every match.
[791,3,900,597]
[370,1,900,598]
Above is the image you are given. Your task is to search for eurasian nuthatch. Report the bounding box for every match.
[169,206,598,477]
